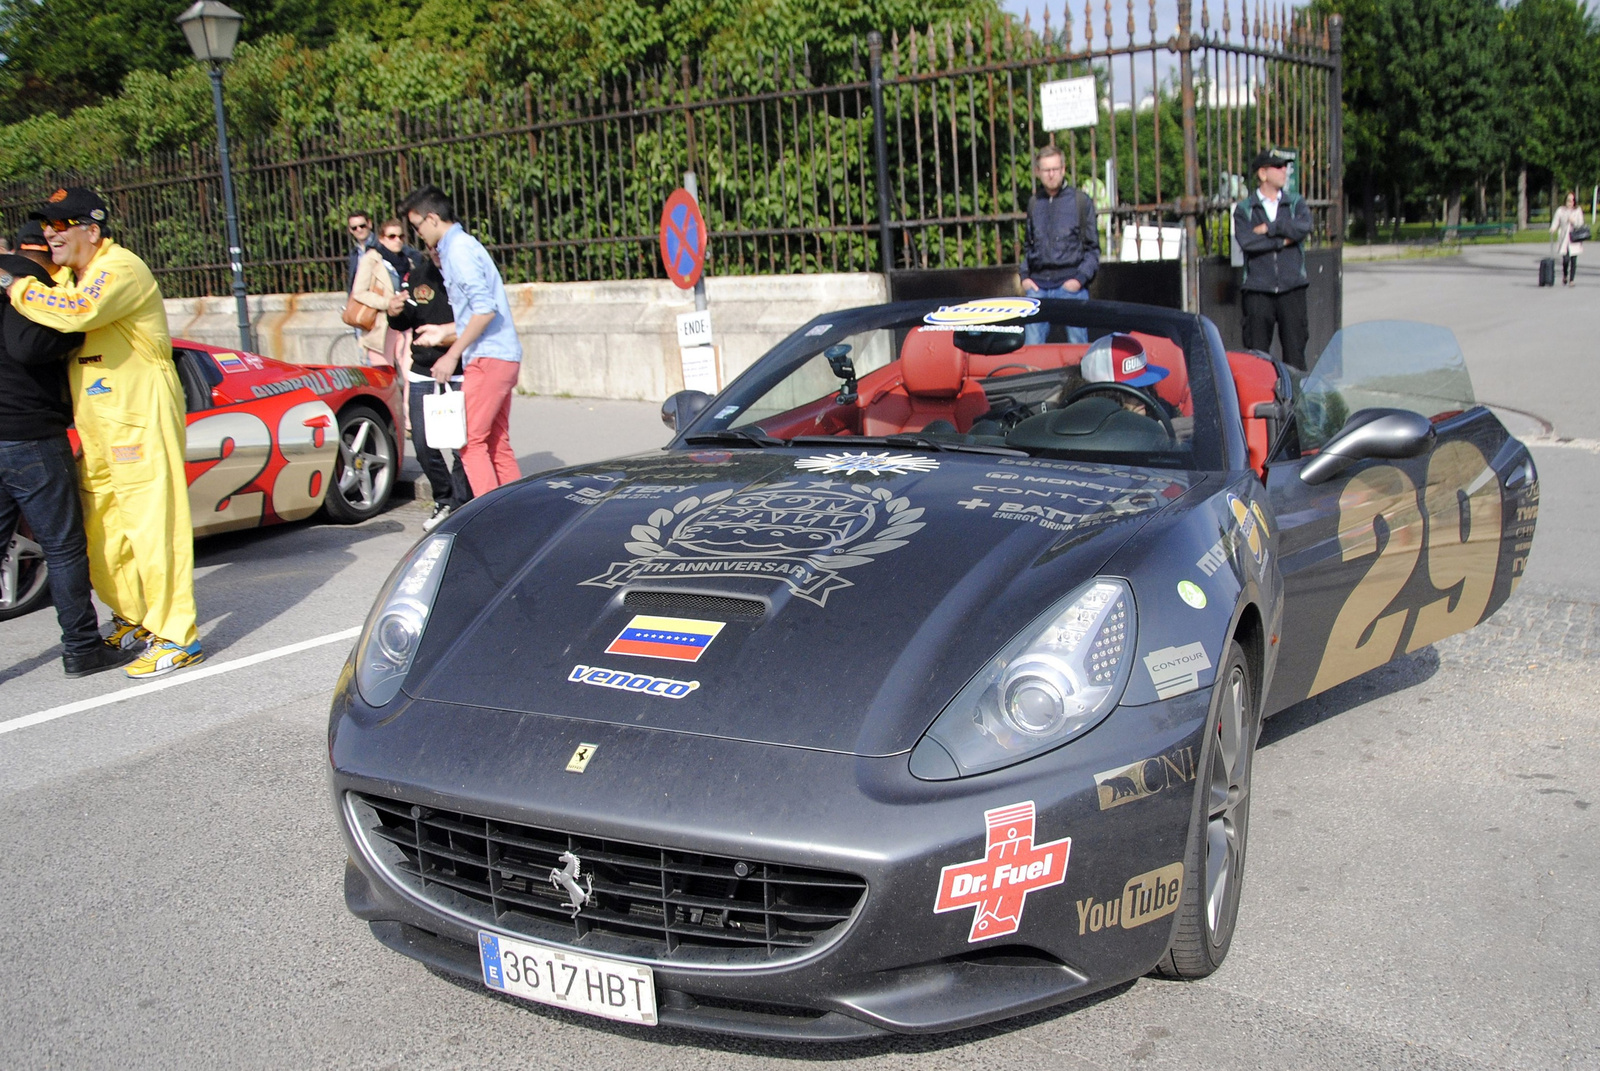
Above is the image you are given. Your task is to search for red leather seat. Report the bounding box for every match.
[861,329,990,434]
[1227,351,1279,476]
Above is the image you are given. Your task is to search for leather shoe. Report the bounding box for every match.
[63,644,141,678]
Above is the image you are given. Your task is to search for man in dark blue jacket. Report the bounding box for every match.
[1234,149,1314,369]
[1021,145,1099,345]
[0,222,137,676]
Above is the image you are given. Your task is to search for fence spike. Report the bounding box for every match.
[1201,0,1210,36]
[964,19,974,59]
[1042,4,1051,43]
[1103,0,1114,49]
[945,23,956,70]
[1083,0,1093,47]
[1148,0,1157,40]
[1126,0,1136,44]
[803,41,812,82]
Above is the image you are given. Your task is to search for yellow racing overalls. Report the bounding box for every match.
[6,239,197,647]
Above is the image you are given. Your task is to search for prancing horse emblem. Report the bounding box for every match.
[549,850,593,916]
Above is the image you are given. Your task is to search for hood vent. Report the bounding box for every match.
[624,590,766,621]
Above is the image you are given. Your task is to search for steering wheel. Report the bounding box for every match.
[1065,382,1177,442]
[984,363,1042,377]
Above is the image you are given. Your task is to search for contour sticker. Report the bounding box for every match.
[923,297,1040,328]
[85,377,111,396]
[804,323,833,337]
[933,801,1070,943]
[567,664,701,698]
[582,482,924,607]
[605,615,725,662]
[1177,580,1207,609]
[794,452,940,476]
[1142,642,1212,699]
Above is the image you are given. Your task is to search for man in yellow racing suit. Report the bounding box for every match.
[1,187,202,678]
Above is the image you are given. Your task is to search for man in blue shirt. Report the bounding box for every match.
[401,185,523,495]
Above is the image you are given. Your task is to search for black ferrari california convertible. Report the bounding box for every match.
[329,297,1537,1039]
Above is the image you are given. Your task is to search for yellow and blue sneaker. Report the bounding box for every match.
[125,638,205,679]
[104,615,152,652]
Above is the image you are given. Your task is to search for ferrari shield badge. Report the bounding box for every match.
[583,481,924,606]
[934,801,1070,942]
[565,743,598,773]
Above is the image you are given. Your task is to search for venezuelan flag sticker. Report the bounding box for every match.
[215,352,248,373]
[605,615,726,662]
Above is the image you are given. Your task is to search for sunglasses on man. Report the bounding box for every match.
[348,222,371,233]
[42,218,92,232]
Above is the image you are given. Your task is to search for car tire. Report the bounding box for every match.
[1155,638,1259,979]
[321,406,398,524]
[0,532,51,621]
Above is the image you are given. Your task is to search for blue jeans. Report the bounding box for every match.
[0,435,101,654]
[1024,285,1089,345]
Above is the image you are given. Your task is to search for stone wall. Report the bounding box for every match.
[164,273,888,402]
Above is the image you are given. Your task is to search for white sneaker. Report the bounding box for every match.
[422,504,452,532]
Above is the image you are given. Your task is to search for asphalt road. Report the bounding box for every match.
[1,245,1596,1070]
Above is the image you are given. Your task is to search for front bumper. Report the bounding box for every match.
[330,682,1213,1038]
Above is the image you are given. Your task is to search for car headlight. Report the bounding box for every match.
[909,578,1136,780]
[354,534,453,707]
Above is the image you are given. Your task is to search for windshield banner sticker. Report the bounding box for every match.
[581,482,924,606]
[934,800,1070,943]
[923,297,1040,328]
[795,452,941,476]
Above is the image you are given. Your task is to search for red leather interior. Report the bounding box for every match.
[1227,350,1279,476]
[862,329,990,434]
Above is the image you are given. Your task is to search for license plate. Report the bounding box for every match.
[478,930,657,1026]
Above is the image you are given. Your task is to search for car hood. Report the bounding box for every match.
[407,448,1194,756]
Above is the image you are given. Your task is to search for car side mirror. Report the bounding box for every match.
[661,389,712,431]
[1300,408,1436,485]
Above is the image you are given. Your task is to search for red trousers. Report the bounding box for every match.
[461,358,522,494]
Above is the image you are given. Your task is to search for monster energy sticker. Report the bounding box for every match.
[582,481,924,606]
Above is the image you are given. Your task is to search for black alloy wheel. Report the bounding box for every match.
[1156,638,1260,978]
[321,407,397,523]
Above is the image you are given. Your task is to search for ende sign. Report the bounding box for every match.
[1039,76,1097,131]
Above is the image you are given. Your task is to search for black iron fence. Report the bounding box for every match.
[0,0,1339,313]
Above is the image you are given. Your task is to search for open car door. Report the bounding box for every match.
[1261,322,1539,715]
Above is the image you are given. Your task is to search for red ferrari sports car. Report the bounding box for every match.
[1,339,406,620]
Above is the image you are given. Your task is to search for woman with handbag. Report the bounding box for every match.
[345,220,412,363]
[1551,191,1587,287]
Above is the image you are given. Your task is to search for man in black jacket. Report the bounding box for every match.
[0,222,137,676]
[1021,145,1100,345]
[1234,149,1315,370]
[387,245,472,532]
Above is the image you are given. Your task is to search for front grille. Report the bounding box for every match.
[624,590,766,620]
[349,793,866,966]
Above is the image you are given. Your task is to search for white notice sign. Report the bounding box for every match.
[677,310,713,348]
[1039,77,1097,131]
[680,345,720,394]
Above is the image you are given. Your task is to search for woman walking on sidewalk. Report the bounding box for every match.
[1551,191,1585,286]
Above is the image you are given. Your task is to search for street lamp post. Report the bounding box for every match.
[176,0,252,352]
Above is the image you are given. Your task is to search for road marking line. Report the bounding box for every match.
[0,626,361,738]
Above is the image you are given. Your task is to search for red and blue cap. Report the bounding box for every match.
[1081,333,1169,388]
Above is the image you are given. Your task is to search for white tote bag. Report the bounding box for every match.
[422,383,468,450]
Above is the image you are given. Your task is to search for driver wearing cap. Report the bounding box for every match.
[0,186,202,679]
[1078,333,1175,417]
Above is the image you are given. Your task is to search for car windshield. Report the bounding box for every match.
[1296,321,1478,450]
[689,298,1226,471]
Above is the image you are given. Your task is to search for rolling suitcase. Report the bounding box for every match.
[1540,257,1557,286]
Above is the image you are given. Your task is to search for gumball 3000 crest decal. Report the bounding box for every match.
[581,482,924,606]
